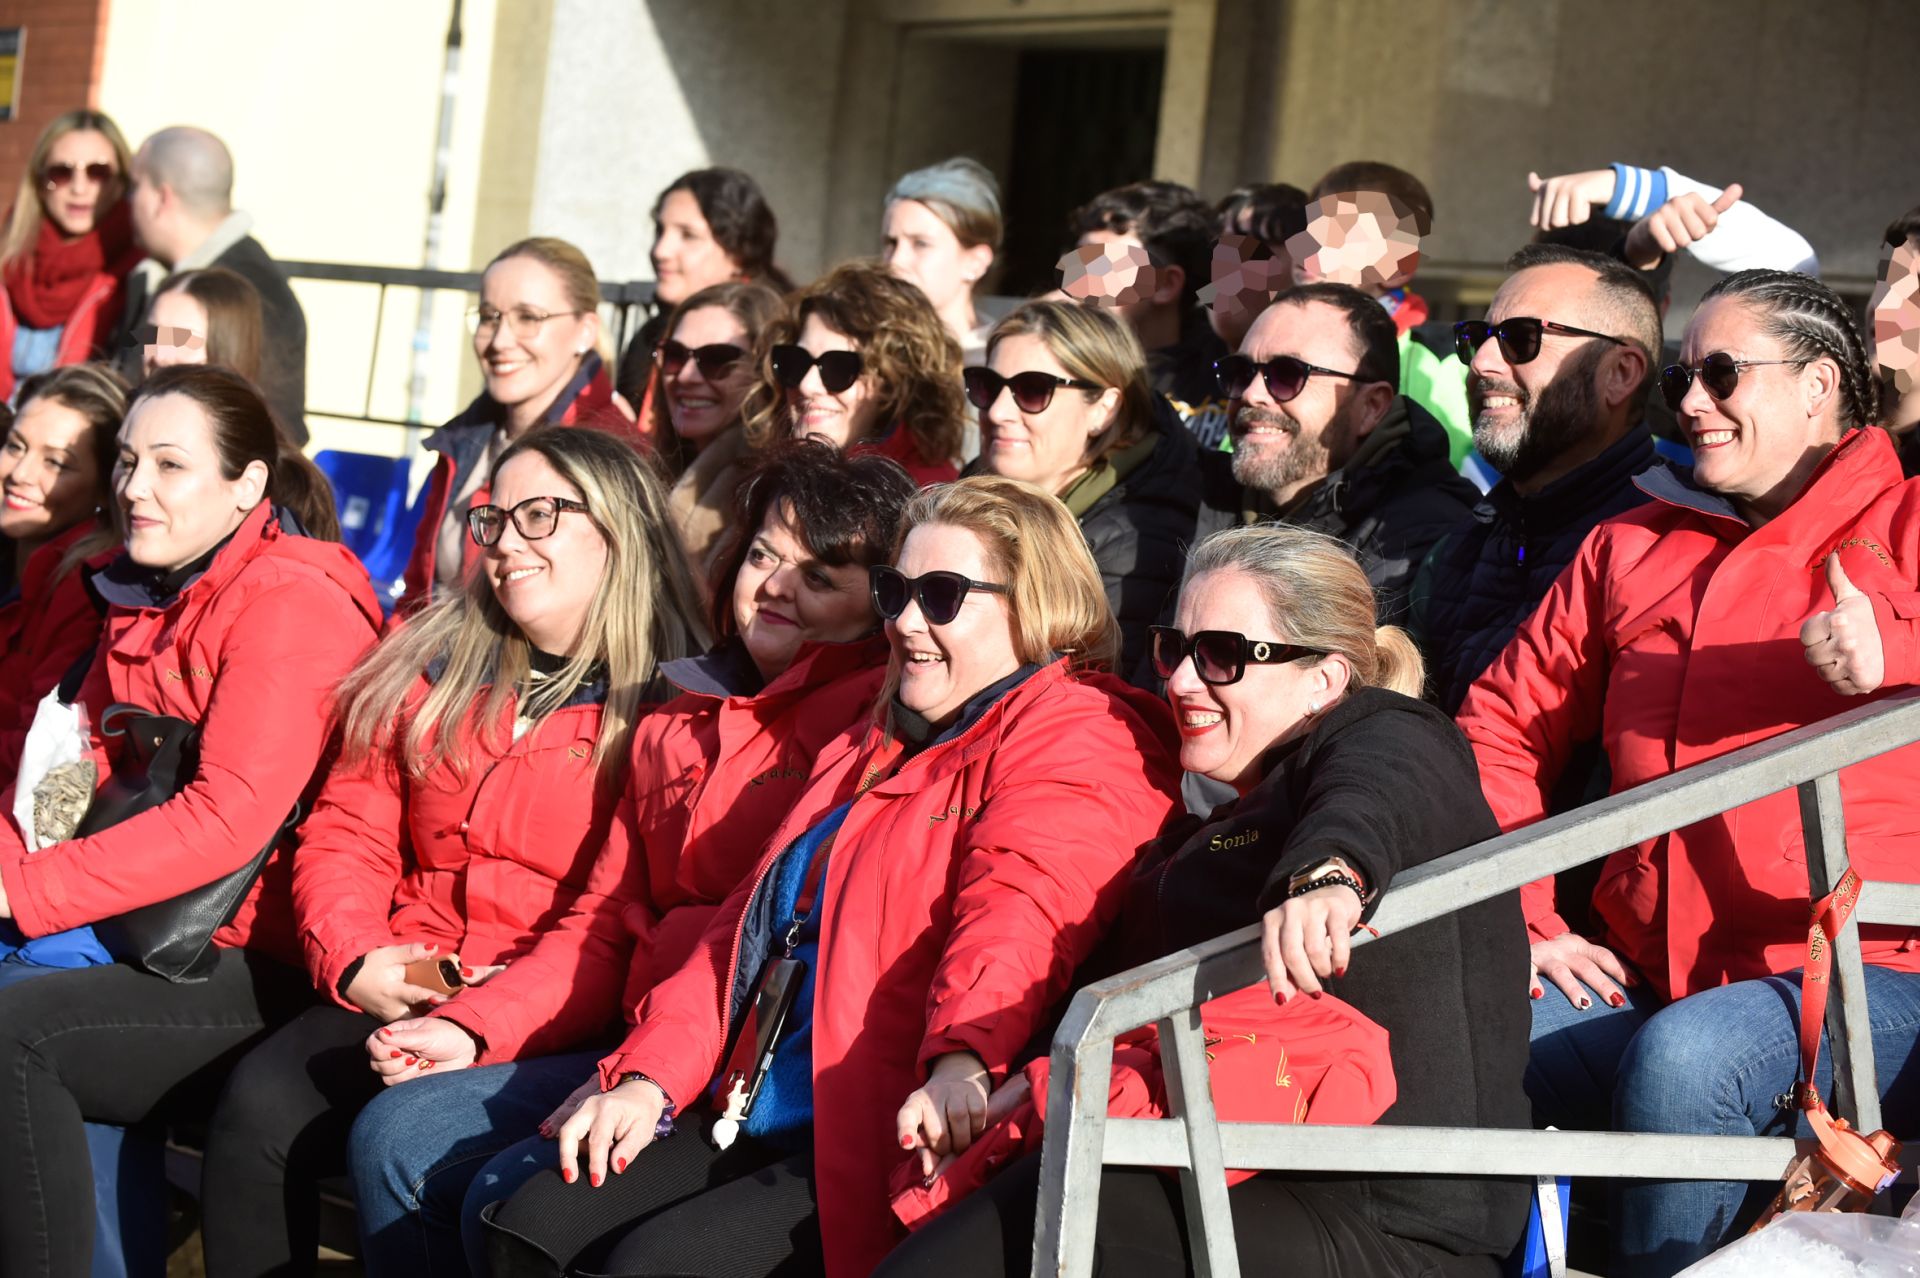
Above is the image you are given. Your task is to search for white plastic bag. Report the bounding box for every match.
[1677,1198,1920,1277]
[12,687,91,853]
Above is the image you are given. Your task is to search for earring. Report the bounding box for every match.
[1306,700,1323,717]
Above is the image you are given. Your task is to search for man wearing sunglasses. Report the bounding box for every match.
[1412,244,1663,715]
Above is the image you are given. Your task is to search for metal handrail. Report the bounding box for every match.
[1036,688,1920,1278]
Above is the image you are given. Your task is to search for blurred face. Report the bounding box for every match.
[651,189,742,307]
[39,129,123,238]
[482,452,608,657]
[888,522,1021,728]
[473,255,597,415]
[730,504,875,681]
[977,332,1115,495]
[1166,569,1341,791]
[883,199,988,317]
[1228,301,1372,496]
[1870,236,1920,400]
[786,313,883,449]
[1064,232,1159,328]
[1202,229,1289,349]
[1286,192,1422,296]
[127,145,166,258]
[0,397,103,545]
[1466,265,1611,483]
[115,393,264,571]
[143,289,210,376]
[662,305,754,448]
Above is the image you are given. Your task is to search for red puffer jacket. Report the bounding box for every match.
[0,522,107,774]
[851,423,958,488]
[0,502,381,962]
[1462,429,1920,1000]
[432,637,889,1061]
[599,660,1180,1278]
[292,673,634,1059]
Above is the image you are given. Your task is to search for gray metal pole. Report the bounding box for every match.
[406,0,464,425]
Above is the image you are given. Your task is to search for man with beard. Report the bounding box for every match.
[1192,282,1476,623]
[1412,244,1662,714]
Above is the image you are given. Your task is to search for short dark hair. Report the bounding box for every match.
[1702,269,1879,430]
[1531,214,1675,308]
[1069,180,1215,307]
[1309,161,1433,237]
[1269,281,1400,388]
[1216,182,1309,246]
[707,439,916,636]
[1884,204,1920,251]
[1504,242,1663,370]
[656,168,794,292]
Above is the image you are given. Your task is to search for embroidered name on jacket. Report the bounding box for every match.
[747,765,807,787]
[1209,828,1259,851]
[928,804,979,827]
[164,666,216,683]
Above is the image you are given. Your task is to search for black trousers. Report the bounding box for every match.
[485,1110,823,1278]
[870,1153,1502,1278]
[0,949,316,1278]
[199,1001,389,1275]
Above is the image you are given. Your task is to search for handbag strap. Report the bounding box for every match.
[1794,867,1863,1112]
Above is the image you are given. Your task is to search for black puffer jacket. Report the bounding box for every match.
[1194,396,1479,624]
[1414,426,1661,714]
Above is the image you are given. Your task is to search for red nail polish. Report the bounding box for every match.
[405,1057,417,1066]
[1530,988,1542,1000]
[1334,966,1347,979]
[615,1158,626,1173]
[461,966,474,978]
[423,1060,435,1069]
[900,1134,914,1149]
[562,1167,575,1184]
[1273,990,1286,1005]
[591,1172,602,1188]
[390,1050,403,1059]
[1608,992,1625,1007]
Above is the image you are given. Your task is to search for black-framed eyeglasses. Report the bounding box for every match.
[466,495,591,547]
[962,367,1104,414]
[44,162,116,189]
[1453,317,1628,365]
[656,339,746,379]
[1659,352,1808,411]
[1213,354,1369,403]
[869,566,1009,626]
[1149,625,1326,687]
[770,345,864,394]
[467,306,587,340]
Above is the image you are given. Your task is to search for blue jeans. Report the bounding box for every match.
[348,1050,601,1277]
[1526,965,1920,1278]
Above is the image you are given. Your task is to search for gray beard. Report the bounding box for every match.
[1232,409,1334,497]
[1473,359,1603,486]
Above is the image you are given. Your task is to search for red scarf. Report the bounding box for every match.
[4,198,139,330]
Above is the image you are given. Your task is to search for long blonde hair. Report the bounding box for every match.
[1182,525,1424,698]
[334,426,708,785]
[2,110,134,268]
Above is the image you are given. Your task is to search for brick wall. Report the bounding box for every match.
[0,0,112,199]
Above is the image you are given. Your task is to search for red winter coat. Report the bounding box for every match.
[434,637,889,1062]
[1462,429,1920,1000]
[292,675,634,1059]
[0,503,381,962]
[851,423,959,488]
[0,522,107,775]
[0,222,144,403]
[599,660,1180,1278]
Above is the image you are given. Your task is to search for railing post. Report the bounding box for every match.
[1796,773,1881,1133]
[1156,1008,1239,1278]
[1034,994,1115,1278]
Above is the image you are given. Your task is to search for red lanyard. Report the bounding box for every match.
[1794,868,1862,1112]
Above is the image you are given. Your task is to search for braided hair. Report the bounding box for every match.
[1700,269,1879,429]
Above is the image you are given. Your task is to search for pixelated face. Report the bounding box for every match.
[1199,233,1289,326]
[1870,236,1920,397]
[1058,234,1160,322]
[1285,192,1422,295]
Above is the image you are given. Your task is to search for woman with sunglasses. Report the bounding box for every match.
[744,261,965,487]
[344,441,915,1275]
[0,110,143,403]
[872,523,1529,1278]
[191,426,708,1273]
[401,237,624,615]
[1462,269,1920,1276]
[968,300,1200,678]
[481,476,1179,1278]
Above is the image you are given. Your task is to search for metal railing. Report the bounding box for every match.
[1035,689,1920,1278]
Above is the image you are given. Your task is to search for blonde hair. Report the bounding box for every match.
[484,237,610,363]
[1182,525,1424,698]
[1,110,134,269]
[334,426,708,786]
[986,300,1157,470]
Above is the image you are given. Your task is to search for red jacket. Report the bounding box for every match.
[851,423,959,488]
[0,522,107,774]
[1461,429,1920,1000]
[292,674,634,1059]
[434,637,889,1062]
[599,660,1180,1278]
[0,503,381,961]
[0,255,143,403]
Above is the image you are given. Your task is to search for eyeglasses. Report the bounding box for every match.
[466,306,587,340]
[869,566,1009,626]
[43,162,116,189]
[1659,352,1808,411]
[655,339,746,379]
[1213,354,1369,403]
[466,495,590,547]
[136,324,204,350]
[962,367,1103,414]
[1148,625,1326,687]
[770,345,864,394]
[1453,317,1628,365]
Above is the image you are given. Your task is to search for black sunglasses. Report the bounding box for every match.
[770,345,864,394]
[43,162,116,189]
[1213,354,1368,403]
[1453,317,1628,365]
[1659,353,1808,411]
[466,495,590,547]
[869,566,1009,626]
[962,367,1103,414]
[656,339,746,379]
[1149,625,1326,687]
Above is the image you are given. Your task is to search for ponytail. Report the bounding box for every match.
[1371,624,1425,698]
[272,446,341,542]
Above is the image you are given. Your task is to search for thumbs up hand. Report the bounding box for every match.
[1625,182,1744,269]
[1801,553,1884,695]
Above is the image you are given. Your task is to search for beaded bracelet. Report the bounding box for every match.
[1286,870,1366,901]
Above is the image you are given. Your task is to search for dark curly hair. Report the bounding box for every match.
[1700,269,1879,430]
[655,169,794,293]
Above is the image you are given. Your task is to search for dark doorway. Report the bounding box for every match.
[999,46,1165,297]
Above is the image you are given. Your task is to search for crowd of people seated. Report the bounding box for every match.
[0,101,1914,1278]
